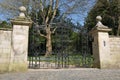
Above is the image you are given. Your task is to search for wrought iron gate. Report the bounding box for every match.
[28,24,93,69]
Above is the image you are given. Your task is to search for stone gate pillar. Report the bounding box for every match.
[90,16,112,68]
[10,6,32,71]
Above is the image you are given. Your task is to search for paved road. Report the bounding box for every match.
[0,68,120,80]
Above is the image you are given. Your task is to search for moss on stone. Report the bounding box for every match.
[0,64,9,73]
[9,63,28,72]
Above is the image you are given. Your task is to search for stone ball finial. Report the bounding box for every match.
[95,15,108,29]
[19,6,26,12]
[96,16,102,22]
[19,6,26,18]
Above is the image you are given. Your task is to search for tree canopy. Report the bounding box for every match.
[84,0,120,35]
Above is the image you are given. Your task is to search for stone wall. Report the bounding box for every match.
[109,36,120,68]
[0,29,12,72]
[0,6,32,73]
[0,24,31,73]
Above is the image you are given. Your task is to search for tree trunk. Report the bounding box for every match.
[45,27,52,57]
[117,26,120,36]
[117,17,120,36]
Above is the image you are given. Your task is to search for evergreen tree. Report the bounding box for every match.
[85,0,120,35]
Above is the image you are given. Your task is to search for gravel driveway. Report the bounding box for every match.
[0,68,120,80]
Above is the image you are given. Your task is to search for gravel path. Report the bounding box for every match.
[0,68,120,80]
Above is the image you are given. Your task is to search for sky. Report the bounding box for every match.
[70,0,96,25]
[0,0,96,25]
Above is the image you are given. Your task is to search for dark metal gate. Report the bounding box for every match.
[28,24,93,69]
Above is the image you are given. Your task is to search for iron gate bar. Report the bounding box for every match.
[28,24,93,69]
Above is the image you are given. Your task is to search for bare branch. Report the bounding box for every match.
[39,0,47,25]
[0,2,17,11]
[43,0,47,7]
[45,0,53,23]
[37,30,47,38]
[52,27,57,34]
[50,0,59,23]
[40,0,44,12]
[58,0,89,19]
